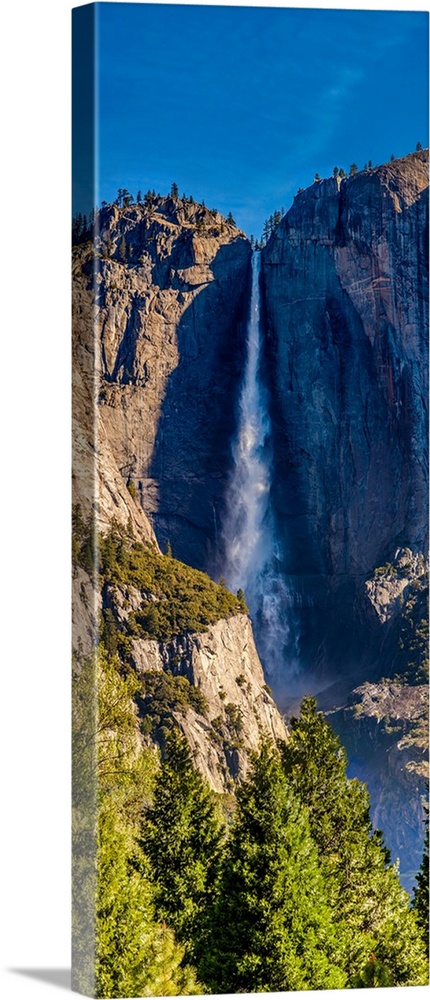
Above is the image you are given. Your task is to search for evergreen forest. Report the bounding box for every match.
[72,521,429,996]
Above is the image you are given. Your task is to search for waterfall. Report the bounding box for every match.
[222,251,298,689]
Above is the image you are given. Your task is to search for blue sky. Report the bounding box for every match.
[74,2,429,237]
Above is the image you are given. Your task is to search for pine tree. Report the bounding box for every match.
[280,697,428,986]
[200,744,347,993]
[100,608,118,656]
[72,654,98,994]
[144,729,225,962]
[93,651,201,997]
[236,587,247,612]
[96,793,202,998]
[413,804,429,955]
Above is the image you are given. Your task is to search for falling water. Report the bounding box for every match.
[222,251,298,688]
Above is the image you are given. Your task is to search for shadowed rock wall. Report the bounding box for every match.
[261,151,428,683]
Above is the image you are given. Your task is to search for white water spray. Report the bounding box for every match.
[222,252,298,686]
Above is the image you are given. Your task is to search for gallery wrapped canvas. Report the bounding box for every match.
[72,3,429,996]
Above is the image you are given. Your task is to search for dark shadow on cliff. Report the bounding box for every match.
[147,239,252,573]
[259,237,417,690]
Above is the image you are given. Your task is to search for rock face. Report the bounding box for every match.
[72,200,285,797]
[72,158,427,874]
[73,196,251,570]
[326,681,428,895]
[72,253,157,544]
[261,151,428,683]
[132,614,287,793]
[365,548,427,626]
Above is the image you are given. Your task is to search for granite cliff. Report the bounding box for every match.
[72,152,428,879]
[85,195,251,569]
[259,153,428,886]
[325,680,428,895]
[105,591,287,793]
[72,196,285,795]
[261,150,428,687]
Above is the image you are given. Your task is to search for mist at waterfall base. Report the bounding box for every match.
[221,253,306,700]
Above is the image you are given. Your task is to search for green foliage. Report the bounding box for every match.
[74,649,428,993]
[224,702,244,742]
[72,512,429,992]
[96,651,201,996]
[72,655,98,995]
[236,586,248,612]
[281,697,428,986]
[138,670,209,736]
[260,208,283,245]
[100,608,118,656]
[96,790,201,998]
[72,503,96,578]
[144,729,225,963]
[199,744,347,992]
[397,576,429,684]
[73,515,246,650]
[97,524,245,642]
[413,805,429,955]
[370,554,428,683]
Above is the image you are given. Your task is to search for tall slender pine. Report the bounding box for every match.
[281,697,428,986]
[143,728,225,964]
[199,744,347,993]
